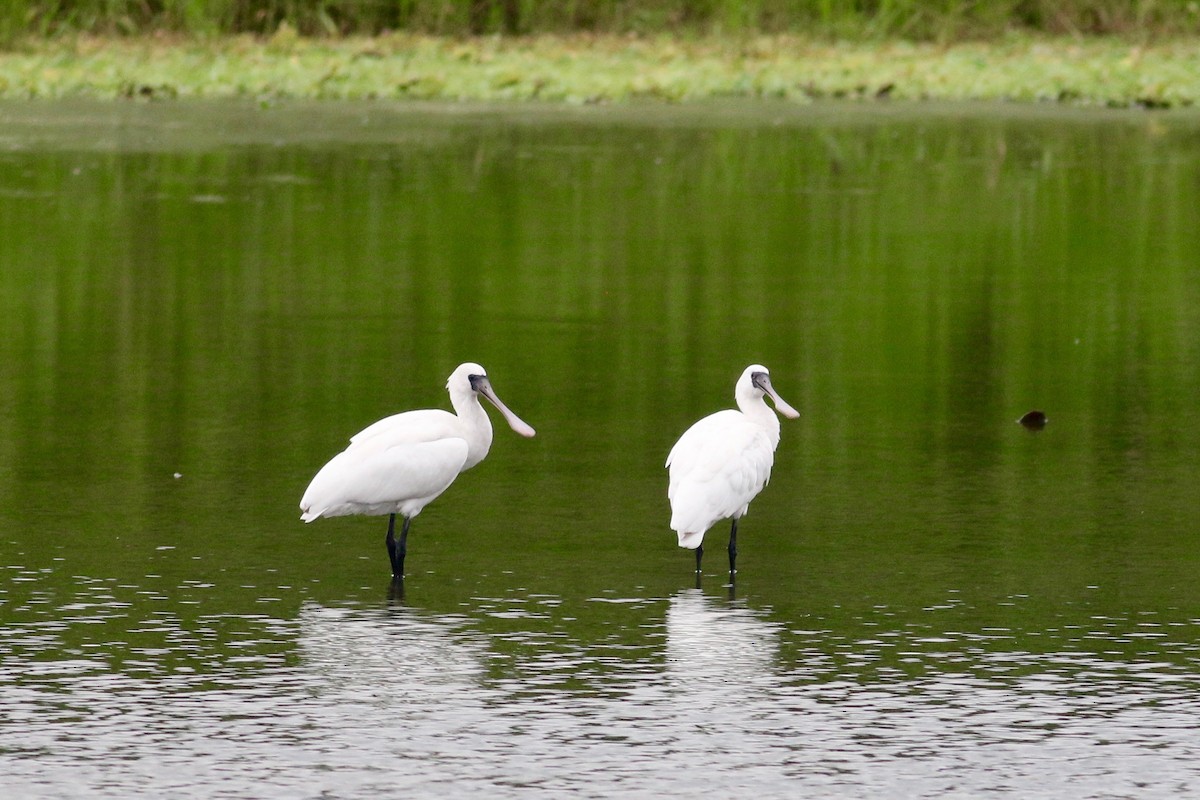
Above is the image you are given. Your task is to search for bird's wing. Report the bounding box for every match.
[665,410,739,469]
[344,438,470,508]
[300,437,470,519]
[349,409,460,446]
[667,413,775,531]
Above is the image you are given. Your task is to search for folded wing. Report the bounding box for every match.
[301,412,471,521]
[667,411,775,535]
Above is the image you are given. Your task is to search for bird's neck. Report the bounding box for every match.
[740,397,781,449]
[453,396,494,470]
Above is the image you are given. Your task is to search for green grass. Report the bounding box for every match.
[4,0,1199,109]
[1,33,1197,106]
[2,0,1200,41]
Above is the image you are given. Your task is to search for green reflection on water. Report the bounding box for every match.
[1,101,1199,675]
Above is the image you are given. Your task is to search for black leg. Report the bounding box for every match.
[388,575,406,603]
[386,514,411,577]
[694,544,704,574]
[385,514,399,574]
[728,517,739,574]
[396,516,410,577]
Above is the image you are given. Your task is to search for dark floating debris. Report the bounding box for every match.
[1018,410,1048,430]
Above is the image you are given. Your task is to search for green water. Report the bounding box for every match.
[1,100,1199,797]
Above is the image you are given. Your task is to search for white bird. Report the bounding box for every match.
[666,365,799,575]
[300,362,535,577]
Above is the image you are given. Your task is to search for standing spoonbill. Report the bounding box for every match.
[666,365,799,575]
[300,362,536,577]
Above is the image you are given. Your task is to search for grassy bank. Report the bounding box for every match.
[0,34,1197,106]
[3,0,1200,40]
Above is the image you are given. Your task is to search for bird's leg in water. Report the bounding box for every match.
[385,514,398,573]
[386,514,411,577]
[695,544,704,574]
[397,517,410,575]
[728,517,739,574]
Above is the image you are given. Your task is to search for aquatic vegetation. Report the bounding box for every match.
[3,0,1200,39]
[0,34,1197,106]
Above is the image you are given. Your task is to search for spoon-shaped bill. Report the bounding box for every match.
[755,374,800,419]
[476,378,536,437]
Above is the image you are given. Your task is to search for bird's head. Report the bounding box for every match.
[448,362,536,438]
[743,365,800,419]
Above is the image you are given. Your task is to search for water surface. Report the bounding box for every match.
[2,100,1200,797]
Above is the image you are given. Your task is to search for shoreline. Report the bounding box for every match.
[1,34,1197,107]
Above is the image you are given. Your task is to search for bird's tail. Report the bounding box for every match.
[676,530,705,550]
[300,506,322,523]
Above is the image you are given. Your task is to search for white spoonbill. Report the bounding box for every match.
[299,362,536,577]
[666,365,799,575]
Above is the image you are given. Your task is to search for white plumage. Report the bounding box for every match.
[300,362,535,576]
[666,364,799,574]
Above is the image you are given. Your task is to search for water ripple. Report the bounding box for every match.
[3,576,1200,798]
